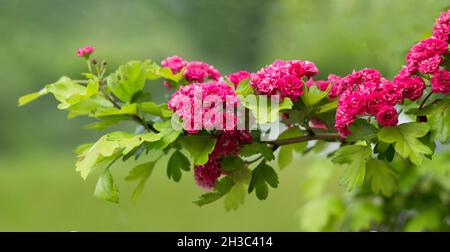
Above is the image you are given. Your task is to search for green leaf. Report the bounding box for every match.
[234,78,253,97]
[18,87,49,106]
[19,77,100,109]
[83,116,127,131]
[277,127,307,169]
[147,65,184,83]
[140,102,173,118]
[240,142,275,161]
[93,103,138,117]
[316,100,338,114]
[378,122,432,165]
[94,168,119,203]
[50,77,99,110]
[107,60,152,102]
[74,143,94,156]
[146,126,182,151]
[248,162,279,200]
[76,136,120,180]
[66,95,113,118]
[301,84,331,107]
[76,131,163,179]
[240,95,293,123]
[125,161,156,202]
[193,177,234,207]
[278,147,293,170]
[224,183,246,211]
[332,145,371,191]
[219,156,245,172]
[178,135,217,165]
[429,110,450,143]
[230,167,252,184]
[167,150,190,182]
[346,119,379,142]
[365,158,397,196]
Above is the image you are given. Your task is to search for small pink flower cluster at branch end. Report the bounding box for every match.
[76,46,94,58]
[401,9,450,94]
[250,60,318,101]
[433,9,450,42]
[335,9,450,137]
[161,56,221,88]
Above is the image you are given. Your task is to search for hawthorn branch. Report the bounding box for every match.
[99,86,158,133]
[419,92,433,110]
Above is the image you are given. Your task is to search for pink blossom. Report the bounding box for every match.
[381,79,404,106]
[406,37,448,74]
[76,46,94,58]
[431,69,450,94]
[289,60,319,77]
[361,68,382,83]
[194,160,222,189]
[250,59,318,101]
[334,69,403,136]
[432,9,450,42]
[161,55,187,74]
[334,108,355,137]
[228,71,251,87]
[184,61,221,83]
[327,74,344,99]
[366,92,387,115]
[168,81,239,133]
[194,130,252,190]
[376,106,398,127]
[339,92,367,115]
[393,70,425,101]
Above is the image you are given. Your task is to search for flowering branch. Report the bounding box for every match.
[17,9,450,209]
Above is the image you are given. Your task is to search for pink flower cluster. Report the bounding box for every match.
[76,46,94,58]
[194,130,252,189]
[335,9,450,137]
[250,60,318,101]
[168,81,239,133]
[433,9,450,42]
[335,69,402,137]
[393,67,426,101]
[161,56,221,87]
[228,70,251,88]
[167,78,253,189]
[161,56,186,74]
[399,9,450,94]
[405,37,447,74]
[431,69,450,94]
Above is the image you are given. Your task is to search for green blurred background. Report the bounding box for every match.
[0,0,448,231]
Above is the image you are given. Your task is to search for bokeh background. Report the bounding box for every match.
[0,0,448,231]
